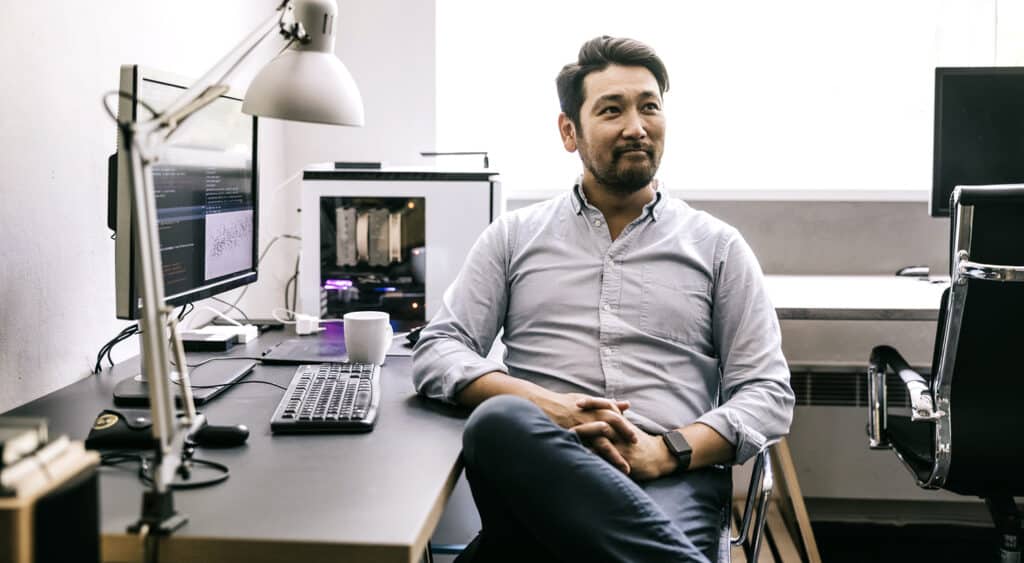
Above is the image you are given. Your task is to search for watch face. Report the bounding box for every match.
[665,430,691,455]
[663,431,693,471]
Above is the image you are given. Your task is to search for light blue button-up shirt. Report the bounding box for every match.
[412,181,794,463]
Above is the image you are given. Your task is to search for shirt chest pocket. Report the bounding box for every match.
[640,264,712,350]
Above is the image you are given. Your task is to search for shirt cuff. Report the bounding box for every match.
[440,357,507,404]
[695,408,767,465]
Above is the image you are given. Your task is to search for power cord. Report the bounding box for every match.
[226,233,301,312]
[99,447,229,490]
[93,303,194,374]
[271,307,344,335]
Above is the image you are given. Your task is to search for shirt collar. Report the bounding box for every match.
[570,177,665,221]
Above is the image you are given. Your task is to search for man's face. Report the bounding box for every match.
[568,64,665,195]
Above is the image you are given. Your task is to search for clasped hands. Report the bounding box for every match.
[545,392,677,481]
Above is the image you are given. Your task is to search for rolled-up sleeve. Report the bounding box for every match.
[695,232,795,464]
[411,216,511,403]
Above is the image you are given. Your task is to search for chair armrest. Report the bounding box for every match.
[731,446,773,561]
[868,346,943,448]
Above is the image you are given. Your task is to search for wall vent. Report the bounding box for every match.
[790,369,914,408]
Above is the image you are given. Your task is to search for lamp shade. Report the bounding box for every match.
[243,0,364,126]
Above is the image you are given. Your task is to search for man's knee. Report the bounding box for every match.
[462,395,546,465]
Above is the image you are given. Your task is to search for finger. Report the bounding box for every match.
[571,421,617,442]
[591,436,630,474]
[595,411,639,444]
[616,400,631,412]
[575,397,623,413]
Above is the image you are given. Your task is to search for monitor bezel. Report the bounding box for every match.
[931,66,1024,217]
[112,64,259,320]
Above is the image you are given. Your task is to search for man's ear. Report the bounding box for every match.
[558,113,577,153]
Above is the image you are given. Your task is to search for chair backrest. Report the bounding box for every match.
[931,185,1024,496]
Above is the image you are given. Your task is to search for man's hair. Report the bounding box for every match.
[556,36,670,129]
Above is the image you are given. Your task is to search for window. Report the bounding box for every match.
[437,1,1012,200]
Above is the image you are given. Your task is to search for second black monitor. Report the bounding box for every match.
[932,67,1024,217]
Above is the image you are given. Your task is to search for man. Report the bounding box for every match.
[413,36,794,562]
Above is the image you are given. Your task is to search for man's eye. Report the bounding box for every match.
[599,106,621,115]
[642,103,661,112]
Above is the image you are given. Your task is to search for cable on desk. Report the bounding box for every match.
[187,379,288,392]
[99,450,230,490]
[169,355,267,369]
[93,304,195,374]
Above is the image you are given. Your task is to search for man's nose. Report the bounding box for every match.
[621,108,647,139]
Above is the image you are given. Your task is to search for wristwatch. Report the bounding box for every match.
[661,430,693,471]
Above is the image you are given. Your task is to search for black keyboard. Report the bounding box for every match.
[270,362,380,433]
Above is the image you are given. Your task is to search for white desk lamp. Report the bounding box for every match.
[117,0,363,544]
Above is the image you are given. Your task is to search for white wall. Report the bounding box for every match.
[0,1,286,412]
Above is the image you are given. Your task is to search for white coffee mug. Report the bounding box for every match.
[343,311,393,365]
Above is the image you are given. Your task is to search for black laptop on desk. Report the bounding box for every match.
[260,338,348,365]
[112,358,257,407]
[260,320,421,365]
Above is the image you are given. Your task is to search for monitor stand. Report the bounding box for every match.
[113,358,257,407]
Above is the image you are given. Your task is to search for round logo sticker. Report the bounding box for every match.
[93,413,119,431]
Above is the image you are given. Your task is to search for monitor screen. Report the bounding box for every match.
[932,67,1024,217]
[111,65,258,319]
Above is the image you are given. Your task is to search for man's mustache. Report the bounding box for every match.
[613,144,654,158]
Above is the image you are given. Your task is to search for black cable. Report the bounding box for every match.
[229,234,301,310]
[102,90,159,123]
[99,451,230,489]
[281,253,301,316]
[187,379,287,391]
[170,355,266,369]
[283,274,296,320]
[94,324,138,374]
[93,304,195,374]
[291,254,300,314]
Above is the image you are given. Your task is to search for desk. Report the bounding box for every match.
[3,276,948,562]
[765,275,947,321]
[3,331,466,563]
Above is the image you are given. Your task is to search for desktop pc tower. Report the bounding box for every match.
[298,166,501,322]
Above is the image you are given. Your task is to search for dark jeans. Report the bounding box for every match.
[458,395,730,563]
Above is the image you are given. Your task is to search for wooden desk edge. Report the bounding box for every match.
[102,458,465,563]
[104,535,412,563]
[411,456,464,561]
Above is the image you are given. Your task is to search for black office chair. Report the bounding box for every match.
[867,185,1024,562]
[428,445,774,563]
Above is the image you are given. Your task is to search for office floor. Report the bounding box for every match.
[431,523,999,563]
[813,522,998,562]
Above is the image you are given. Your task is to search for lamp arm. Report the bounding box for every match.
[135,0,305,147]
[122,0,303,499]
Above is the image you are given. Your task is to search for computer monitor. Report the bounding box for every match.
[931,67,1024,217]
[109,65,259,319]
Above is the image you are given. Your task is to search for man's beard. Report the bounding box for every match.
[580,143,660,195]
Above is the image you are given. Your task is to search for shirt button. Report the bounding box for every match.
[593,219,602,227]
[602,303,611,312]
[603,348,612,355]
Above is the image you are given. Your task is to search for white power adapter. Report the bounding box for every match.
[295,313,322,336]
[191,324,259,343]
